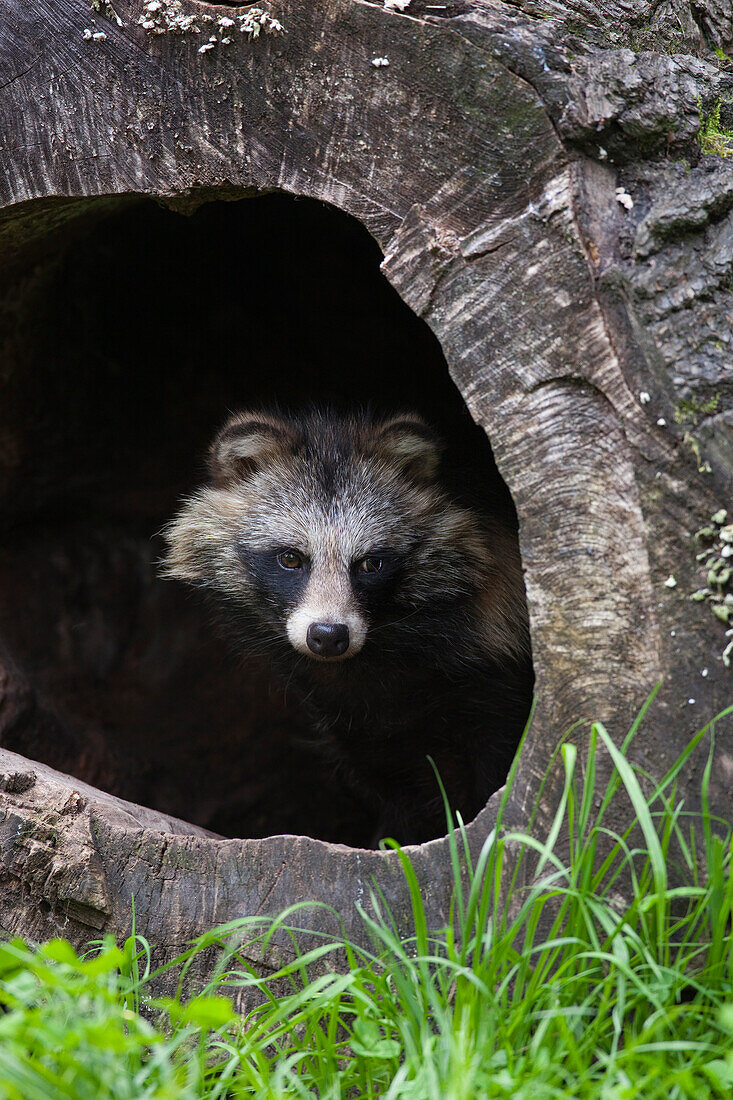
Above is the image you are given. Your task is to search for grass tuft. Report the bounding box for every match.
[0,704,732,1098]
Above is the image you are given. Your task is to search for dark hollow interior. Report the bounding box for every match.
[0,194,528,846]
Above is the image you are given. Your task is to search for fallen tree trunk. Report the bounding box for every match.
[0,0,731,990]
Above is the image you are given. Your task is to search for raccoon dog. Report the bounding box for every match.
[163,408,532,845]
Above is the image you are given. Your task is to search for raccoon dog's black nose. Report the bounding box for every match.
[307,622,350,658]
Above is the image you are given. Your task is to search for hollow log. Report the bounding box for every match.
[0,0,732,992]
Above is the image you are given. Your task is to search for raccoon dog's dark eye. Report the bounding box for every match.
[277,550,304,570]
[357,556,383,574]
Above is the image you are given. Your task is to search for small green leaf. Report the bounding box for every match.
[0,939,30,976]
[42,940,80,967]
[179,994,235,1029]
[350,1017,401,1060]
[81,947,125,975]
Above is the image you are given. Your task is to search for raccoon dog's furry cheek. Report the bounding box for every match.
[286,605,367,661]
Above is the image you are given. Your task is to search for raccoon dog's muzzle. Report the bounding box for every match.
[286,595,367,662]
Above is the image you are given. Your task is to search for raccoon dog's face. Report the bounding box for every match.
[163,410,447,662]
[163,409,527,667]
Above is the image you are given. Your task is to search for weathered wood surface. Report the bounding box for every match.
[0,744,463,1002]
[0,0,732,981]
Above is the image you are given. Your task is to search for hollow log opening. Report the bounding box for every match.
[0,193,532,846]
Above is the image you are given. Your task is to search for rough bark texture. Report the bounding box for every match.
[0,0,732,991]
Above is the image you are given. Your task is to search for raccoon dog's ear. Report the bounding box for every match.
[209,412,298,483]
[375,415,442,480]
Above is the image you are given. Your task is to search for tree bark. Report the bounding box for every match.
[0,0,731,993]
